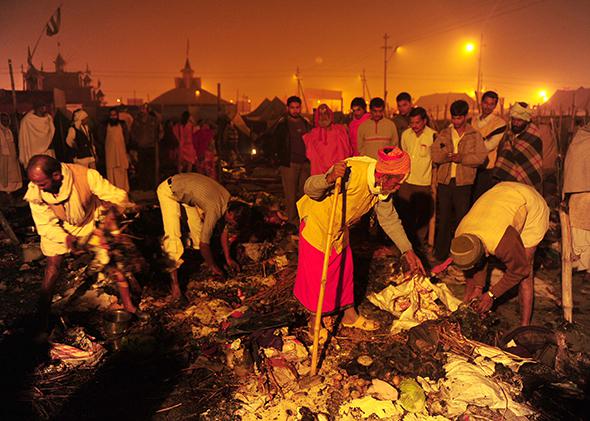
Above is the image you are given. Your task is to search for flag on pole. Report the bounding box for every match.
[46,7,61,36]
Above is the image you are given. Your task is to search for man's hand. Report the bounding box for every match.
[449,153,461,163]
[475,292,494,313]
[326,161,347,184]
[65,235,78,250]
[402,249,426,275]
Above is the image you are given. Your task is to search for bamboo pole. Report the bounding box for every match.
[0,210,19,246]
[428,168,437,248]
[310,177,342,376]
[559,206,573,322]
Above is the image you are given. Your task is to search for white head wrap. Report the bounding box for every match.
[510,103,532,122]
[73,109,89,129]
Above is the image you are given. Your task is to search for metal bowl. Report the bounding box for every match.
[103,309,132,336]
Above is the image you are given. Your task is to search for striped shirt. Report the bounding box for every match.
[168,173,230,243]
[357,118,399,159]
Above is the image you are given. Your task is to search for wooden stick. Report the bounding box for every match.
[559,207,573,322]
[0,210,19,245]
[428,167,437,247]
[310,177,342,376]
[155,403,182,413]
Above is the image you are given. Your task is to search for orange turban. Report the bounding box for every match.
[375,147,411,176]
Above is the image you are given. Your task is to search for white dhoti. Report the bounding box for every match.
[156,180,203,267]
[105,124,130,191]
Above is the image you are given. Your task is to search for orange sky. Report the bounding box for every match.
[1,0,590,110]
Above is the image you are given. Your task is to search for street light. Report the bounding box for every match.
[538,90,548,103]
[463,35,484,111]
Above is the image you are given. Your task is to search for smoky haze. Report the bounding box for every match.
[1,0,589,107]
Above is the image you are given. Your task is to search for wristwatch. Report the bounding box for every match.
[486,290,495,300]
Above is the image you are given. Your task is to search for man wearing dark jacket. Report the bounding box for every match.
[270,96,311,227]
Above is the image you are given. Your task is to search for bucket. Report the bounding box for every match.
[103,309,132,336]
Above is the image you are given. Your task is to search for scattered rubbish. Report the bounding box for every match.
[366,378,398,401]
[434,353,534,418]
[339,395,402,419]
[368,274,462,333]
[398,378,426,413]
[49,327,106,368]
[356,355,373,367]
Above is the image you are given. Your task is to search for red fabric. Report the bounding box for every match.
[294,221,354,314]
[193,127,214,160]
[173,122,197,164]
[348,112,371,156]
[375,146,410,175]
[303,105,353,175]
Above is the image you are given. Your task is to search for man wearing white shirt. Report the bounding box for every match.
[472,91,507,200]
[397,107,436,253]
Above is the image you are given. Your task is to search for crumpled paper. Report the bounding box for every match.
[436,353,534,418]
[50,329,106,367]
[339,396,403,419]
[367,274,462,333]
[179,298,245,325]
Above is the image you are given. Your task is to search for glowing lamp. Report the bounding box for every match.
[538,90,548,103]
[251,148,257,155]
[464,43,475,53]
[195,90,201,97]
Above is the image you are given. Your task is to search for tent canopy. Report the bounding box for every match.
[415,92,475,112]
[150,87,231,106]
[541,87,590,114]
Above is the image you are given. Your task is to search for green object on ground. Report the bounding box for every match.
[398,378,426,413]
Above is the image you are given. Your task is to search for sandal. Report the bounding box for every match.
[342,315,380,331]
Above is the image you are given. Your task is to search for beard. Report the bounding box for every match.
[44,181,61,194]
[108,118,120,126]
[511,124,526,134]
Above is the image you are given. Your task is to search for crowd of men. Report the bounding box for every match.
[1,88,580,336]
[268,91,551,331]
[0,101,221,205]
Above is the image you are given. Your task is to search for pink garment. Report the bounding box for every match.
[173,122,197,164]
[294,221,354,314]
[348,112,371,156]
[303,105,353,175]
[193,127,214,160]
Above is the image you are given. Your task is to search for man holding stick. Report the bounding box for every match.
[294,147,425,340]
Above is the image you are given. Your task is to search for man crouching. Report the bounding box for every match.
[25,154,137,329]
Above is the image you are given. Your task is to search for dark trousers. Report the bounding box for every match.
[280,162,310,226]
[136,147,156,190]
[434,179,472,260]
[395,182,433,252]
[472,168,497,202]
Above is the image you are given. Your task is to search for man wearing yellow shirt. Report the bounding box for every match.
[397,107,436,254]
[450,182,549,326]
